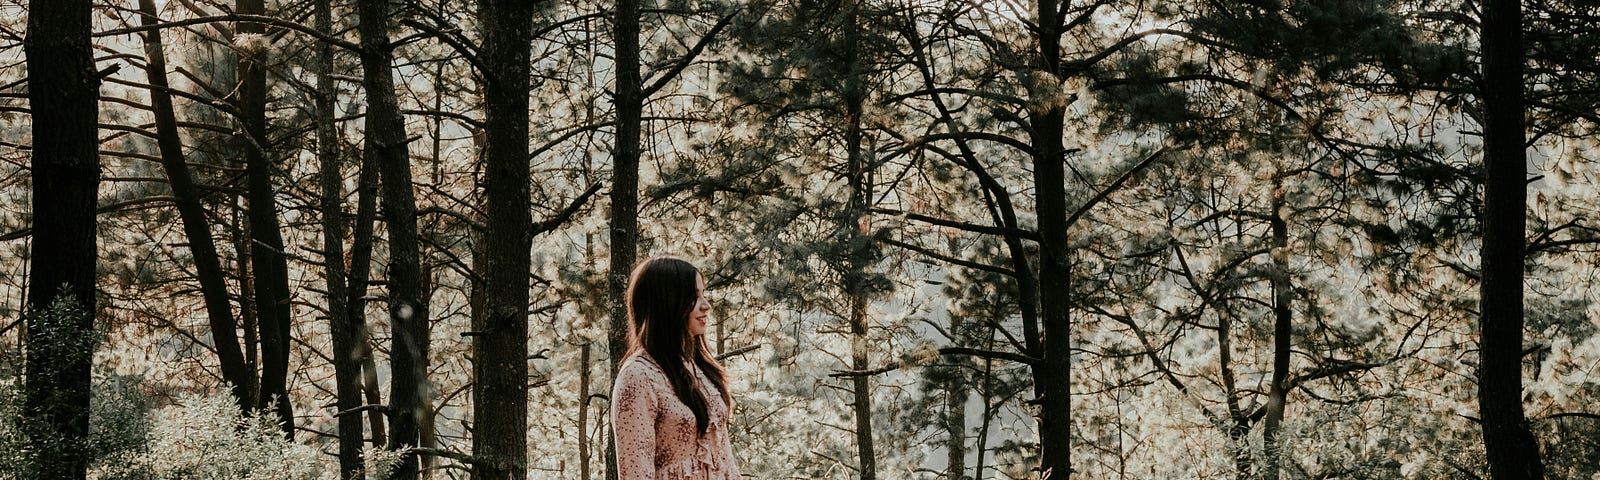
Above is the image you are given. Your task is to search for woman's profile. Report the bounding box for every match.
[611,256,740,479]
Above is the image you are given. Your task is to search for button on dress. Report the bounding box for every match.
[612,352,740,480]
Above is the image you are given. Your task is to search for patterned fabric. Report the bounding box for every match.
[612,352,740,480]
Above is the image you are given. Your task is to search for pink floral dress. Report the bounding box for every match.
[612,352,740,480]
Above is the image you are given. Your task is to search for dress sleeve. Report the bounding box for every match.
[612,361,657,480]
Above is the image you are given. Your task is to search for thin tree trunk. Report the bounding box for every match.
[1262,175,1292,480]
[311,0,363,475]
[1031,0,1072,476]
[23,0,99,476]
[1220,307,1252,478]
[356,0,429,476]
[236,0,295,438]
[580,342,593,480]
[840,2,876,479]
[974,321,998,480]
[1479,0,1544,478]
[606,0,643,475]
[237,210,259,378]
[944,320,968,480]
[137,0,256,416]
[473,1,538,479]
[348,133,386,450]
[849,295,876,480]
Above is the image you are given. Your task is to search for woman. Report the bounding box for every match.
[612,257,740,479]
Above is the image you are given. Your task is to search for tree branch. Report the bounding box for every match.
[1064,144,1175,230]
[97,14,360,52]
[715,344,761,361]
[642,8,740,98]
[938,347,1040,366]
[531,183,604,235]
[876,237,1017,278]
[871,208,1038,240]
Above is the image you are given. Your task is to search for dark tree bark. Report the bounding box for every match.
[356,0,430,477]
[349,127,387,451]
[1262,175,1291,480]
[137,0,256,416]
[1478,0,1545,478]
[313,0,364,476]
[607,0,643,382]
[579,342,594,480]
[839,3,876,479]
[235,0,295,438]
[1030,1,1072,477]
[606,0,643,476]
[943,318,968,480]
[23,0,99,477]
[473,1,538,478]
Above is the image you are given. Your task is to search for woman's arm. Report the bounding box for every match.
[611,362,658,480]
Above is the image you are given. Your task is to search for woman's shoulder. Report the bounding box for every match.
[616,352,666,385]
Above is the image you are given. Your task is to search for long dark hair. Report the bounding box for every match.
[624,256,731,435]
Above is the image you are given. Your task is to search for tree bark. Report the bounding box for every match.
[235,0,295,438]
[579,342,594,480]
[1262,175,1291,480]
[356,0,430,477]
[23,0,99,477]
[473,1,538,479]
[312,0,363,475]
[1479,0,1544,478]
[349,129,386,451]
[606,0,642,475]
[137,0,256,416]
[1030,1,1072,477]
[840,2,876,478]
[944,319,968,480]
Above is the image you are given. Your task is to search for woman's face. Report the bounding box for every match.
[688,273,710,336]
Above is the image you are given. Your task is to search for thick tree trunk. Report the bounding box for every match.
[355,0,429,477]
[23,0,99,477]
[606,0,643,476]
[473,1,538,479]
[312,0,363,476]
[137,0,256,416]
[1479,0,1544,478]
[235,0,295,438]
[1031,1,1072,477]
[1262,176,1291,480]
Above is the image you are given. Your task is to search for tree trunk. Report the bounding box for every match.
[22,0,99,477]
[974,319,998,480]
[348,129,386,451]
[1262,175,1292,480]
[1478,0,1544,478]
[1219,302,1252,478]
[1030,0,1072,477]
[944,320,968,480]
[606,0,643,476]
[839,2,876,479]
[137,0,256,416]
[849,294,876,480]
[235,0,295,438]
[473,1,538,479]
[312,0,363,475]
[579,342,593,480]
[356,0,429,476]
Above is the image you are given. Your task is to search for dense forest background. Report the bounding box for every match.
[1,0,1598,479]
